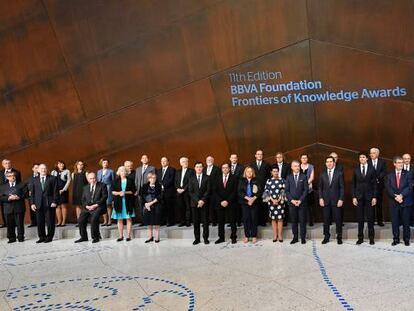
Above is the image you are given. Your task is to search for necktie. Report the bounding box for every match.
[396,172,401,188]
[197,175,201,188]
[41,177,45,191]
[231,165,235,174]
[373,161,377,170]
[223,175,228,188]
[294,174,298,186]
[162,168,166,180]
[142,165,146,176]
[362,165,366,177]
[328,170,332,185]
[257,161,261,170]
[90,185,95,198]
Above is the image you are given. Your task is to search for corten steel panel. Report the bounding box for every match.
[44,0,222,65]
[311,40,414,157]
[0,3,67,93]
[2,74,84,147]
[0,101,28,152]
[0,0,42,32]
[210,40,316,156]
[46,0,308,118]
[308,0,414,60]
[87,79,218,155]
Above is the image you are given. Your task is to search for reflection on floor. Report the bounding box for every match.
[1,235,414,310]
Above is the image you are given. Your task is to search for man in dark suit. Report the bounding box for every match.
[385,156,413,246]
[156,157,176,226]
[0,159,22,228]
[251,150,271,226]
[188,162,210,245]
[29,164,58,243]
[285,160,309,244]
[369,147,387,226]
[175,157,194,227]
[274,152,291,226]
[75,172,108,243]
[352,152,377,245]
[402,153,414,226]
[0,171,27,243]
[203,156,220,227]
[25,163,39,228]
[229,154,244,227]
[214,163,237,244]
[319,156,345,244]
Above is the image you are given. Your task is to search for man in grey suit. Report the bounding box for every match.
[135,154,155,225]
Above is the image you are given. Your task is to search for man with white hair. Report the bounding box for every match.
[0,159,21,228]
[175,157,194,227]
[369,148,387,226]
[29,164,58,243]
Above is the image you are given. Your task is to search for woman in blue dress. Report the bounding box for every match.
[97,158,114,226]
[111,166,136,241]
[140,172,162,243]
[264,165,286,243]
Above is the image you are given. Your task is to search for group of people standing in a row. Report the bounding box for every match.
[0,148,413,247]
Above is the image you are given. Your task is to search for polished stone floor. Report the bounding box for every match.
[1,230,414,310]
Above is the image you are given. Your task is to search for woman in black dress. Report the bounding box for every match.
[140,172,162,243]
[72,160,88,222]
[51,160,71,227]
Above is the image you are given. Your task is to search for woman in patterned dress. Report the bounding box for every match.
[264,165,286,242]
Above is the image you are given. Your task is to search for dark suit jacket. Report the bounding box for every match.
[231,163,245,179]
[285,173,308,205]
[112,177,136,214]
[251,160,271,186]
[318,169,345,206]
[213,174,237,208]
[29,175,58,209]
[369,158,387,186]
[385,170,413,208]
[156,166,176,197]
[352,165,377,200]
[188,174,210,207]
[0,182,27,214]
[140,182,163,204]
[174,168,195,192]
[0,168,22,184]
[274,162,291,180]
[237,177,262,205]
[81,182,108,210]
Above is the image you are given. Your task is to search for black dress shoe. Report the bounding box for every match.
[36,238,46,243]
[204,239,210,245]
[8,239,16,244]
[322,238,329,244]
[92,238,99,243]
[237,223,242,227]
[356,239,363,245]
[28,224,36,228]
[392,240,400,246]
[337,238,343,245]
[178,223,185,227]
[56,224,62,227]
[212,223,217,227]
[117,237,124,242]
[290,238,299,244]
[215,239,224,244]
[193,240,200,245]
[44,238,53,243]
[369,239,375,245]
[18,238,25,242]
[404,240,410,246]
[301,239,306,244]
[231,239,237,244]
[155,239,160,243]
[0,224,6,228]
[309,223,314,227]
[75,238,88,243]
[126,238,131,242]
[186,223,191,227]
[377,222,385,227]
[139,223,145,227]
[145,237,153,243]
[167,224,174,227]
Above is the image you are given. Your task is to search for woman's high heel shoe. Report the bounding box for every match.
[116,237,124,242]
[145,237,154,243]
